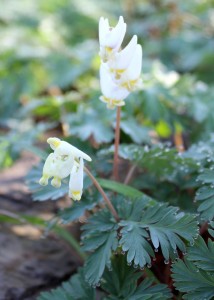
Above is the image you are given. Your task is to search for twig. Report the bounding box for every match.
[84,167,119,222]
[113,107,121,180]
[124,164,137,185]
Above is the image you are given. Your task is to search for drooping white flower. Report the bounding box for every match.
[99,16,126,62]
[99,63,130,109]
[39,137,91,194]
[69,157,84,201]
[117,44,143,91]
[108,35,138,73]
[39,152,74,188]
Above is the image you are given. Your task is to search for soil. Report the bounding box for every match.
[0,152,80,300]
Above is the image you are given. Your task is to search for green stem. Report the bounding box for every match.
[124,164,136,185]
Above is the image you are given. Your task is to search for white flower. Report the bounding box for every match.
[118,44,143,91]
[99,16,126,62]
[69,157,84,201]
[99,63,130,109]
[39,137,91,194]
[98,16,143,108]
[39,152,74,188]
[108,35,138,73]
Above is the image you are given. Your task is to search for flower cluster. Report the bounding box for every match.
[99,16,143,109]
[39,137,91,201]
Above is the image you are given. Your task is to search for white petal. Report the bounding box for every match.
[52,154,74,179]
[39,153,55,185]
[99,17,108,46]
[107,16,126,50]
[100,63,129,100]
[109,35,138,70]
[41,152,74,180]
[69,144,92,161]
[47,137,61,150]
[118,44,143,86]
[54,141,92,161]
[125,44,143,80]
[69,158,84,201]
[42,153,56,177]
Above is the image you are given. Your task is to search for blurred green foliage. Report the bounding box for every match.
[0,0,213,134]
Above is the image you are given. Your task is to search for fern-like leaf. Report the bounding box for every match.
[81,210,119,286]
[102,255,171,300]
[195,168,214,220]
[172,258,214,300]
[119,222,154,267]
[187,236,214,271]
[100,143,197,177]
[129,278,172,300]
[119,199,198,266]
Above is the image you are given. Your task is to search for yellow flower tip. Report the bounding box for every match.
[39,176,49,186]
[47,137,61,150]
[100,96,125,109]
[51,177,61,188]
[105,46,112,53]
[70,191,82,201]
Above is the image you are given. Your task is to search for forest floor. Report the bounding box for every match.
[0,152,79,300]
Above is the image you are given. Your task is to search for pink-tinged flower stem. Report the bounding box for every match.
[84,167,119,222]
[113,106,121,181]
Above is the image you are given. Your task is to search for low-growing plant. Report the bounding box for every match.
[21,15,214,300]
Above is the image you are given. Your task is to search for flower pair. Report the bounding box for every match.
[39,137,91,201]
[99,16,143,109]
